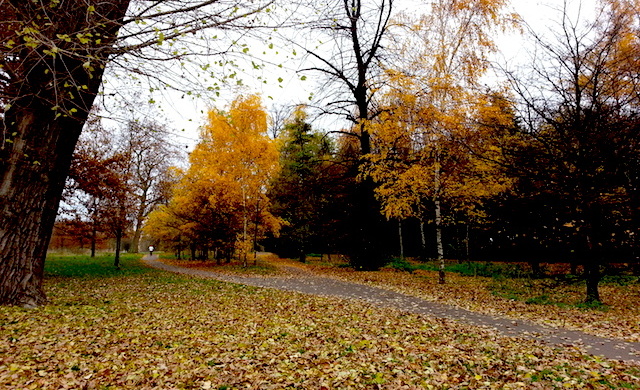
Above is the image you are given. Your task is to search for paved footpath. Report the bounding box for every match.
[142,256,640,364]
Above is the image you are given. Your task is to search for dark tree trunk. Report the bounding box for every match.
[398,219,404,260]
[584,259,601,303]
[114,231,122,270]
[0,0,130,306]
[419,220,427,261]
[130,217,144,254]
[0,108,85,307]
[90,218,98,258]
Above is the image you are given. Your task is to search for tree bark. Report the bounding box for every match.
[419,220,427,261]
[434,154,445,284]
[0,1,130,306]
[90,222,97,258]
[114,230,122,270]
[398,219,404,260]
[130,217,144,254]
[435,198,445,284]
[0,108,85,306]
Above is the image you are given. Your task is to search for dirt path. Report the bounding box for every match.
[142,255,640,364]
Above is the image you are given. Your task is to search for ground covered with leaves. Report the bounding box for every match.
[1,256,639,389]
[289,258,640,344]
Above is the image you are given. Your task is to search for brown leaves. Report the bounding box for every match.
[306,260,640,343]
[0,269,639,389]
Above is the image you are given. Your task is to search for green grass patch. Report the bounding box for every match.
[574,300,610,311]
[487,277,614,311]
[45,253,152,278]
[387,259,532,279]
[601,275,640,286]
[385,257,418,273]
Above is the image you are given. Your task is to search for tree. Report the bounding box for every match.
[123,119,179,253]
[364,0,513,282]
[292,0,396,269]
[503,0,640,302]
[66,122,134,268]
[268,107,334,262]
[146,94,281,264]
[0,0,272,306]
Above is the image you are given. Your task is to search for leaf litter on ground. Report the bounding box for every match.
[1,257,639,389]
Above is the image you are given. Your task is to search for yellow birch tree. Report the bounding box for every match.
[145,94,281,264]
[365,0,516,282]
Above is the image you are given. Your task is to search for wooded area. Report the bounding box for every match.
[1,0,639,306]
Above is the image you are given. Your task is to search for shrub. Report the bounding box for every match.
[386,258,417,273]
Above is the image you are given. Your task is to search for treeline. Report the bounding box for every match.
[145,1,638,304]
[56,0,639,305]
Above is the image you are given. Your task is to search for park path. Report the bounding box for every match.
[142,255,640,364]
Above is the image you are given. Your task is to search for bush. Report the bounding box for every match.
[386,258,417,273]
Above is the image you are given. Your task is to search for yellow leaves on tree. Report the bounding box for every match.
[145,94,280,261]
[363,0,517,278]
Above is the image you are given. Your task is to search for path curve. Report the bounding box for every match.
[142,256,640,364]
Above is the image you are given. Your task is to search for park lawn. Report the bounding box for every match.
[297,258,640,343]
[0,256,638,389]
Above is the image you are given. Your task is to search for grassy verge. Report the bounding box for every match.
[0,255,637,389]
[45,253,151,278]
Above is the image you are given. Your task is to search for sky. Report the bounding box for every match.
[98,0,598,152]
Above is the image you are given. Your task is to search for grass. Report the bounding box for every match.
[0,254,638,389]
[385,259,638,310]
[45,253,151,278]
[386,258,535,279]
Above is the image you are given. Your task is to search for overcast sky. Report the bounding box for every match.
[98,0,598,151]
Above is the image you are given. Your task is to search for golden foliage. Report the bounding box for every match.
[145,94,281,255]
[363,0,517,223]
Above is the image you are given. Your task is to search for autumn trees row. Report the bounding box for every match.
[0,0,274,306]
[139,0,638,305]
[145,95,281,264]
[1,0,638,306]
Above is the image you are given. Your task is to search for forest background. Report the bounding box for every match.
[1,0,638,306]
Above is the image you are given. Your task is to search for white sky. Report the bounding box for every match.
[99,0,598,151]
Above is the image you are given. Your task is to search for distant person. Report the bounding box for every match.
[149,245,154,256]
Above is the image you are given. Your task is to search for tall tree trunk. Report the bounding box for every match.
[130,217,144,254]
[398,219,404,260]
[0,0,130,306]
[347,117,388,270]
[90,220,97,258]
[582,207,602,304]
[465,224,470,262]
[434,155,445,284]
[0,110,84,307]
[253,199,260,266]
[114,230,122,270]
[419,220,427,261]
[435,197,445,284]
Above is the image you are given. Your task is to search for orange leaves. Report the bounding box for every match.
[364,0,517,226]
[145,94,280,255]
